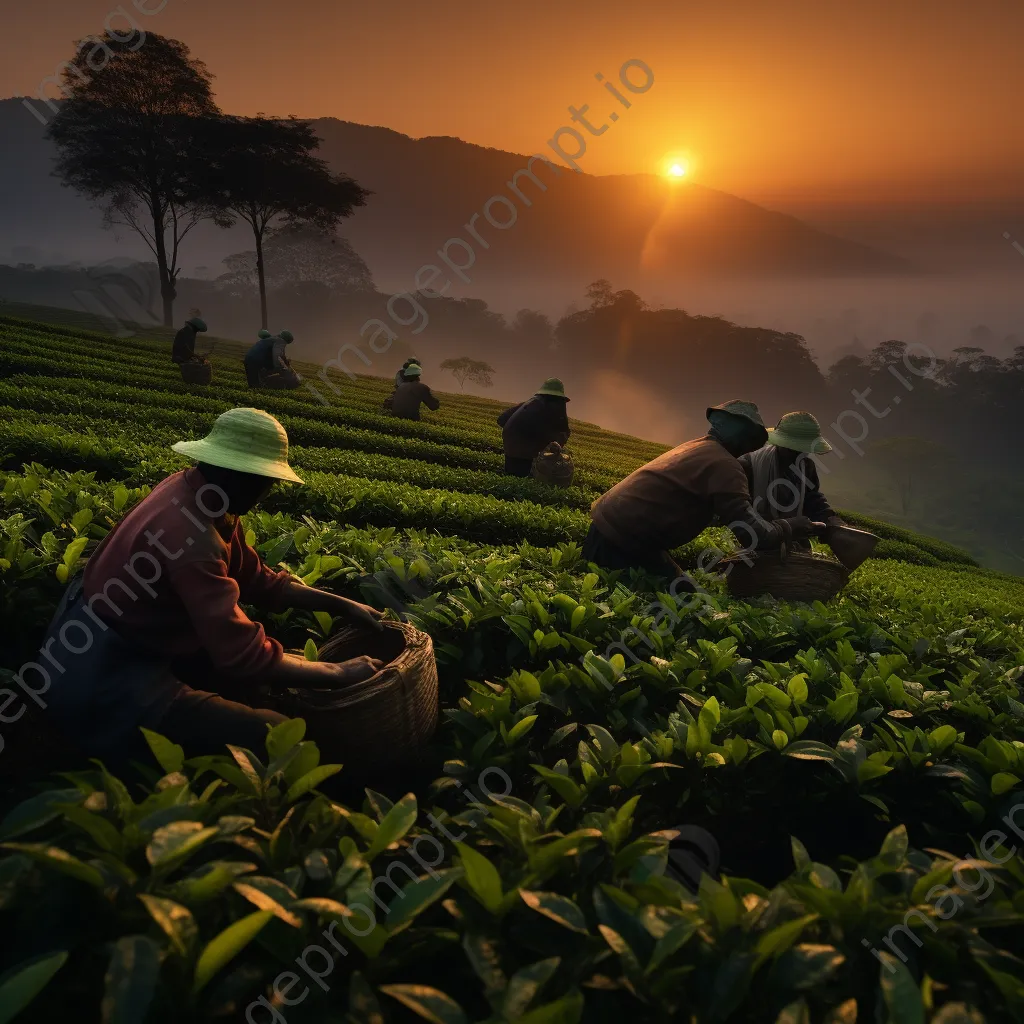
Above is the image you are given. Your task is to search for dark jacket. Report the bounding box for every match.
[171,324,198,364]
[392,381,440,421]
[590,434,797,554]
[738,447,834,523]
[498,396,570,459]
[245,336,288,372]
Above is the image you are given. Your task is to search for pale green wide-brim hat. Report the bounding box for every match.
[767,411,833,454]
[536,377,568,399]
[404,364,422,377]
[706,399,765,428]
[171,408,304,484]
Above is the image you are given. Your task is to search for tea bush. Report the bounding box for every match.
[1,317,1023,1023]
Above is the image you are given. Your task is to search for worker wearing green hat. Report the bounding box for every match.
[171,316,208,365]
[497,378,571,477]
[244,330,296,388]
[585,399,820,582]
[739,411,844,548]
[40,408,386,767]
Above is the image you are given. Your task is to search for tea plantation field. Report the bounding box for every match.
[1,315,1023,1024]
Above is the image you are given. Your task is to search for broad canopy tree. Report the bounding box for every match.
[218,225,374,299]
[47,33,225,326]
[440,357,496,390]
[204,116,370,328]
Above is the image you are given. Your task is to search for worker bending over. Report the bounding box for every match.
[740,411,845,550]
[498,378,571,477]
[171,317,208,364]
[41,408,385,765]
[244,330,295,388]
[391,363,440,421]
[584,400,818,580]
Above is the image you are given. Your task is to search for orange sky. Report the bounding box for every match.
[6,0,1024,203]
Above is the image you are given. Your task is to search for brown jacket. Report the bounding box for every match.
[591,435,753,552]
[391,380,440,421]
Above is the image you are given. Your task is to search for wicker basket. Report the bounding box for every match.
[270,620,438,776]
[722,545,850,602]
[179,361,212,385]
[262,369,301,390]
[532,443,574,488]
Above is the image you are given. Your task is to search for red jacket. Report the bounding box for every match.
[82,469,289,677]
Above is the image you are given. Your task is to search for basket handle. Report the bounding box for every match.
[777,519,793,564]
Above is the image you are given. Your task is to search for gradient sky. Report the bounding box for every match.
[5,0,1023,203]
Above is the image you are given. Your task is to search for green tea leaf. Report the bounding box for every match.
[283,764,343,804]
[0,951,68,1024]
[138,894,197,956]
[520,890,589,933]
[139,729,185,775]
[101,935,160,1024]
[516,989,585,1024]
[146,822,219,870]
[0,788,83,841]
[379,984,468,1024]
[505,715,539,746]
[502,957,560,1019]
[265,718,306,761]
[0,842,104,887]
[456,843,503,913]
[365,793,418,859]
[192,910,274,993]
[386,869,462,932]
[878,953,925,1024]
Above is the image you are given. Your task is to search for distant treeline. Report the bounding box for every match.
[3,265,1021,475]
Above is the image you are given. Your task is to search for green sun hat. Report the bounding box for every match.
[280,330,294,343]
[705,399,765,428]
[536,378,568,399]
[258,329,272,340]
[404,364,422,377]
[171,408,303,484]
[767,411,833,454]
[187,317,208,332]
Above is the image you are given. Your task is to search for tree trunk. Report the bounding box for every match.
[152,208,175,327]
[255,231,268,330]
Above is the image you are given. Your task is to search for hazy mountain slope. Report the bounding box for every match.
[0,99,907,287]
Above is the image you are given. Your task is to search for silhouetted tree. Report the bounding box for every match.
[47,34,223,325]
[218,226,373,298]
[204,115,369,328]
[440,357,495,390]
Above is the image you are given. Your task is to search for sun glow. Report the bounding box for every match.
[668,162,687,178]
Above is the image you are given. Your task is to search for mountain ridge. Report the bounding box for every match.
[0,97,910,288]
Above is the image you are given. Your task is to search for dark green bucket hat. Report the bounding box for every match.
[187,317,208,332]
[536,378,569,400]
[706,399,765,428]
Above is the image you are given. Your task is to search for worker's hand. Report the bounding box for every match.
[824,515,845,536]
[283,581,384,631]
[786,516,817,538]
[336,597,386,632]
[334,656,386,686]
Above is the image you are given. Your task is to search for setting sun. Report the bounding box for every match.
[668,162,687,178]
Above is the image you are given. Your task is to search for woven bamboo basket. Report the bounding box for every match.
[270,621,438,776]
[722,545,850,602]
[179,361,212,385]
[532,443,575,488]
[262,369,301,390]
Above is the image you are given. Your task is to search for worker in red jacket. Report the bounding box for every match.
[39,408,384,765]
